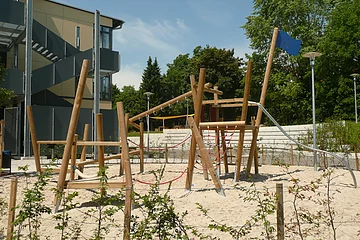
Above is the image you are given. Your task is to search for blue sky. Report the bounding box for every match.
[55,0,254,89]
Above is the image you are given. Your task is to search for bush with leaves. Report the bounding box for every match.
[197,182,276,240]
[83,166,124,239]
[131,166,211,239]
[285,167,338,240]
[53,190,83,240]
[13,165,52,239]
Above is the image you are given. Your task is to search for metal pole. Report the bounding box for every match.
[24,0,33,157]
[354,76,358,123]
[310,57,317,170]
[93,10,100,157]
[144,92,153,158]
[147,95,150,158]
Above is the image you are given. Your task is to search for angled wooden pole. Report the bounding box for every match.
[246,28,278,177]
[54,59,89,209]
[235,60,253,181]
[78,124,90,174]
[186,69,207,190]
[188,117,225,195]
[27,106,41,173]
[139,122,144,172]
[117,102,133,240]
[70,134,78,181]
[7,177,18,240]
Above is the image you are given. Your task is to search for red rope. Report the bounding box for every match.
[134,168,187,185]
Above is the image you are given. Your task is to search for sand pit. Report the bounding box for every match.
[1,162,359,239]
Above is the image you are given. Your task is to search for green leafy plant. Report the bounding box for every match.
[198,182,276,240]
[84,166,124,239]
[53,190,83,240]
[131,166,210,239]
[13,165,52,239]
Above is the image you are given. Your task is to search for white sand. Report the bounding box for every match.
[1,162,360,239]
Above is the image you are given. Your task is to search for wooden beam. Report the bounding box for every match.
[186,69,208,190]
[246,28,278,177]
[215,103,258,108]
[199,125,256,131]
[188,117,224,195]
[128,120,140,130]
[27,106,41,173]
[199,121,246,128]
[78,124,90,174]
[55,59,90,209]
[235,60,253,181]
[129,91,193,122]
[65,180,126,189]
[70,134,78,181]
[202,98,245,105]
[7,177,18,240]
[117,102,133,240]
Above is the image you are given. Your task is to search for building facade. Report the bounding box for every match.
[0,0,123,155]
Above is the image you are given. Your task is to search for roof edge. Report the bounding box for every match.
[46,0,125,29]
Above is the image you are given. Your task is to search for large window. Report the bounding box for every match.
[100,26,111,49]
[100,76,111,100]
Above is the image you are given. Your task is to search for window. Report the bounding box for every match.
[75,26,80,49]
[100,76,111,100]
[100,26,111,49]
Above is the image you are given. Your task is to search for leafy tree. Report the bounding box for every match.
[112,84,145,118]
[0,58,13,107]
[242,0,339,125]
[318,0,360,121]
[190,45,245,98]
[140,57,163,108]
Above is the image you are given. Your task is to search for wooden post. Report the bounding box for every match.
[78,124,90,174]
[119,114,129,176]
[355,146,359,171]
[276,183,284,240]
[165,143,169,163]
[262,144,265,165]
[27,106,41,173]
[235,61,253,181]
[221,130,229,174]
[186,70,208,190]
[251,117,259,174]
[139,122,144,173]
[117,102,133,240]
[290,145,294,165]
[70,134,78,181]
[7,177,18,240]
[323,152,327,169]
[246,28,278,177]
[188,117,224,195]
[215,129,221,176]
[97,114,105,170]
[97,114,105,196]
[55,59,89,208]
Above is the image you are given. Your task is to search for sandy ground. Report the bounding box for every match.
[1,160,360,239]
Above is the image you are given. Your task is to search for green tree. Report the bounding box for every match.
[190,45,245,98]
[318,0,360,121]
[112,84,144,117]
[242,0,337,125]
[140,57,163,108]
[0,58,13,107]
